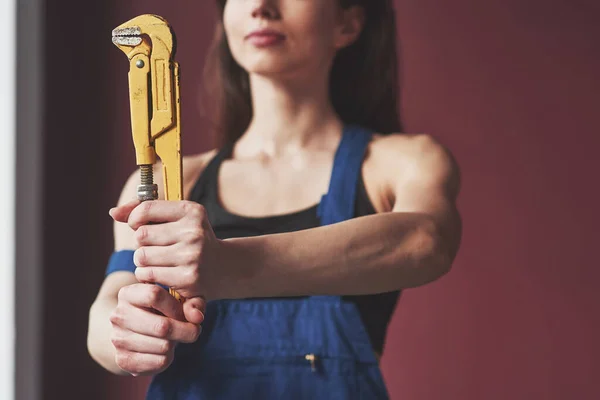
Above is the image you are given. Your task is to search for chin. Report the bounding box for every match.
[239,55,304,78]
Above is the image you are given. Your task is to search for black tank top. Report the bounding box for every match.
[189,144,400,354]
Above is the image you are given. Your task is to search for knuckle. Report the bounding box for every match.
[110,334,125,349]
[146,285,163,305]
[135,226,149,245]
[109,309,124,326]
[195,204,207,219]
[185,248,202,265]
[117,286,128,302]
[154,319,171,338]
[115,352,133,371]
[117,284,136,302]
[185,202,206,219]
[157,339,172,355]
[180,201,195,216]
[186,226,204,242]
[191,325,202,342]
[142,201,154,215]
[183,324,201,343]
[137,266,156,284]
[145,267,156,283]
[156,355,170,370]
[182,267,200,284]
[114,352,124,368]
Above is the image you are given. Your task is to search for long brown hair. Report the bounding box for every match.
[203,0,403,147]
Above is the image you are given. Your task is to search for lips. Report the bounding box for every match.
[245,28,286,47]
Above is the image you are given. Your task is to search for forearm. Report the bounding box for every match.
[219,212,452,299]
[87,297,129,376]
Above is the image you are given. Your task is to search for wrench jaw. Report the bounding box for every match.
[111,15,175,59]
[111,14,182,196]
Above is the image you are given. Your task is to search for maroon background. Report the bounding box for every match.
[40,1,599,399]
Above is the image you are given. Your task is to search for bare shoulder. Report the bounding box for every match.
[364,133,461,209]
[372,133,459,178]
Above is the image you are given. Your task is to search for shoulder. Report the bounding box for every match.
[364,133,461,205]
[371,133,459,179]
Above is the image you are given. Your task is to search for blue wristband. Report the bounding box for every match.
[105,250,136,276]
[105,250,170,292]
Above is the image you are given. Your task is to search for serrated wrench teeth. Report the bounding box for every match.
[111,26,142,46]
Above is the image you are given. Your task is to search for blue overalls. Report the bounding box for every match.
[106,125,390,399]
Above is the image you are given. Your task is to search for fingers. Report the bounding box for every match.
[111,326,174,355]
[114,350,173,376]
[118,283,184,321]
[109,199,141,223]
[135,266,197,295]
[110,303,201,344]
[134,244,201,268]
[133,266,206,315]
[133,222,182,247]
[134,221,207,247]
[128,201,206,231]
[112,283,205,377]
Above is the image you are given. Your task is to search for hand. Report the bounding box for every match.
[109,283,204,376]
[110,199,222,302]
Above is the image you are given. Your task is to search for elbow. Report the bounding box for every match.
[86,304,102,365]
[404,218,455,287]
[87,302,129,376]
[86,303,106,368]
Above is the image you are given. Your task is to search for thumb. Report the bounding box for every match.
[182,296,206,325]
[109,199,141,223]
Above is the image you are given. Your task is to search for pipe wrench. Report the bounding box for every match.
[112,14,184,302]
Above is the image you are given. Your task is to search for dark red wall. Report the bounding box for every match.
[384,1,600,399]
[41,1,599,399]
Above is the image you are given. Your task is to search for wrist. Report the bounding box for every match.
[211,237,266,300]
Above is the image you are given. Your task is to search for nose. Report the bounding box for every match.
[251,0,280,20]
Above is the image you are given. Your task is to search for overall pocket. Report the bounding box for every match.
[167,354,361,400]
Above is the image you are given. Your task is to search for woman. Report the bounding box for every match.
[88,0,462,398]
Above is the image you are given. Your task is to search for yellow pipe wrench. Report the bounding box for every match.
[112,14,184,302]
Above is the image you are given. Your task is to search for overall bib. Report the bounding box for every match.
[143,126,390,399]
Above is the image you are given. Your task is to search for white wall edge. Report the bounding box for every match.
[15,1,44,400]
[0,0,17,397]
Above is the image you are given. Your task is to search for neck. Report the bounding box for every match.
[240,71,343,157]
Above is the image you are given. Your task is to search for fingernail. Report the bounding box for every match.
[194,307,205,321]
[108,208,115,217]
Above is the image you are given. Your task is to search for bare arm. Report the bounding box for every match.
[87,168,147,375]
[217,134,462,298]
[109,136,460,301]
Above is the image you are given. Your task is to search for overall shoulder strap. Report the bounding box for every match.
[317,125,373,226]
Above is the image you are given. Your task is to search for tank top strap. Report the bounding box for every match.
[317,125,373,226]
[188,142,234,203]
